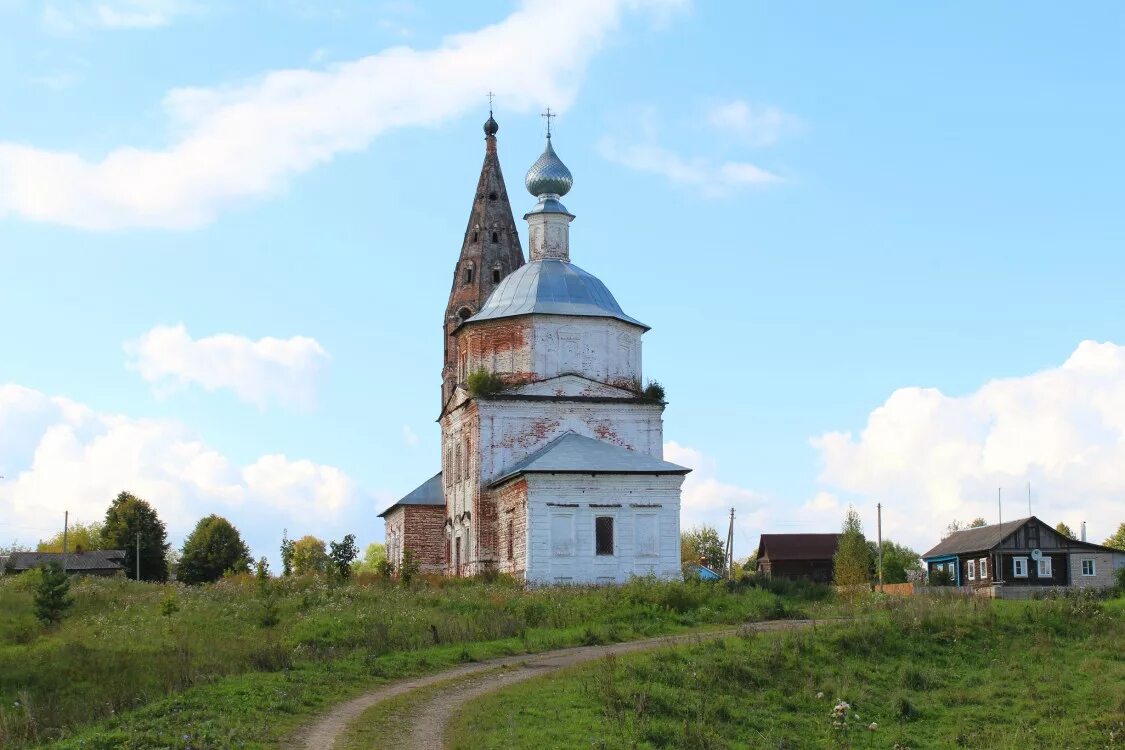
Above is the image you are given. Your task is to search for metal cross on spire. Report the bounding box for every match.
[487,90,495,115]
[541,107,555,137]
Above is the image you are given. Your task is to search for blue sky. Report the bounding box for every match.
[2,0,1123,562]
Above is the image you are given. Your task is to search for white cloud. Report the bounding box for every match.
[812,340,1125,552]
[0,384,360,550]
[402,424,420,447]
[706,99,801,148]
[664,441,768,541]
[41,1,195,33]
[1,0,684,230]
[599,137,781,195]
[125,324,329,410]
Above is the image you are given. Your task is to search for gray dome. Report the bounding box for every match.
[483,114,499,136]
[525,137,573,198]
[467,259,647,329]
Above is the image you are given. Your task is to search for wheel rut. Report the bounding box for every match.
[287,619,817,750]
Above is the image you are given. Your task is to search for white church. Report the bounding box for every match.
[379,111,688,584]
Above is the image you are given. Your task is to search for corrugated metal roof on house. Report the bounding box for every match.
[490,432,689,487]
[5,550,125,571]
[921,518,1030,558]
[377,472,444,518]
[757,533,841,561]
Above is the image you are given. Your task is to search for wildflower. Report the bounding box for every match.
[816,691,824,699]
[869,722,878,731]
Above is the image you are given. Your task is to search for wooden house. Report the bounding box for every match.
[756,533,840,583]
[1,550,126,577]
[921,516,1121,596]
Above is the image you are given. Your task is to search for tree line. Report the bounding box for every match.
[28,490,387,585]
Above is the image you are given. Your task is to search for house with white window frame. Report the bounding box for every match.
[921,516,1123,598]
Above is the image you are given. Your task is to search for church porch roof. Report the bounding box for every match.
[378,472,444,517]
[489,432,688,487]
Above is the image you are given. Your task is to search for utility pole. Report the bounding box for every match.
[63,510,69,575]
[876,503,883,593]
[136,531,141,582]
[725,507,735,580]
[1028,481,1032,517]
[998,487,1002,528]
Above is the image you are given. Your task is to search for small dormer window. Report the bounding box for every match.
[492,268,501,284]
[463,267,474,284]
[491,231,499,243]
[472,231,478,243]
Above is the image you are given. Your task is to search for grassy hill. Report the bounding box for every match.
[450,593,1125,749]
[0,571,821,748]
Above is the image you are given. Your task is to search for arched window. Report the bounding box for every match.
[458,307,473,322]
[491,231,499,243]
[463,266,474,285]
[472,231,478,243]
[492,268,501,284]
[488,191,498,201]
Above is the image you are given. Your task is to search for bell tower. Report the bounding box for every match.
[442,112,525,408]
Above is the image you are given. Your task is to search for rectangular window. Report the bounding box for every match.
[979,557,988,580]
[635,514,658,557]
[595,516,615,556]
[1014,557,1028,577]
[967,559,976,580]
[507,520,514,561]
[1081,559,1095,576]
[1037,557,1052,578]
[550,515,574,557]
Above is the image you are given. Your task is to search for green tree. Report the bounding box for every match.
[399,548,420,585]
[290,535,329,575]
[1104,522,1125,551]
[1055,522,1075,540]
[868,539,921,584]
[833,506,872,588]
[34,563,74,625]
[37,522,105,553]
[742,550,759,574]
[328,534,359,579]
[352,542,387,574]
[280,530,294,576]
[681,526,726,574]
[178,515,251,584]
[968,518,988,528]
[101,491,169,582]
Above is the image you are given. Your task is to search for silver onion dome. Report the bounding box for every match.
[525,136,573,198]
[483,114,499,136]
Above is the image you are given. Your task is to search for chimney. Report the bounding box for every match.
[1081,521,1086,542]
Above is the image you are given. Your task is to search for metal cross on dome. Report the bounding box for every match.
[487,90,494,115]
[541,107,555,137]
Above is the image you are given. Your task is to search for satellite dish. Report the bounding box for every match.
[1031,549,1042,561]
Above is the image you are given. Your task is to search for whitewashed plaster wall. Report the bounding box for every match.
[476,399,665,483]
[531,316,643,385]
[523,473,683,584]
[461,315,643,385]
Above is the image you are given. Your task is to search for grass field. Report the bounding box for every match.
[0,571,822,748]
[449,593,1125,749]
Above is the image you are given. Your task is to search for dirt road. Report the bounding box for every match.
[288,619,816,750]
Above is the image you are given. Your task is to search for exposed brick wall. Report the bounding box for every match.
[441,131,525,407]
[403,505,446,572]
[494,479,529,576]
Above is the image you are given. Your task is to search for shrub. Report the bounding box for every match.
[642,380,666,401]
[467,369,507,397]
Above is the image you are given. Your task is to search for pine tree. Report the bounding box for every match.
[833,506,872,588]
[34,563,74,625]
